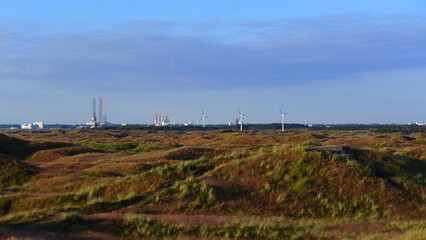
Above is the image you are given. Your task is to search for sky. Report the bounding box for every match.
[0,0,425,124]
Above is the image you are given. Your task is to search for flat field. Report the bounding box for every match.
[0,129,425,239]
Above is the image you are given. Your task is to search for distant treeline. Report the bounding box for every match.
[103,123,426,133]
[311,124,426,133]
[0,124,20,128]
[1,123,424,134]
[102,123,307,131]
[242,123,308,130]
[0,124,75,129]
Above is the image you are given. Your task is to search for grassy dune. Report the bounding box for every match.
[0,129,425,239]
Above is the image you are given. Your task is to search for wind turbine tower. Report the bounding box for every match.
[200,110,208,128]
[238,110,245,131]
[279,109,287,131]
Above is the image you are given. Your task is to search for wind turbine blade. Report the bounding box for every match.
[279,109,283,114]
[238,110,241,115]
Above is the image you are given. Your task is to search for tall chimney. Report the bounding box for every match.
[92,98,97,122]
[103,97,107,123]
[99,98,103,124]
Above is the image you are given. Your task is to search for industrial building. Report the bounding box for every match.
[21,123,32,130]
[228,118,240,126]
[87,97,108,128]
[184,121,194,126]
[154,112,169,126]
[21,122,44,130]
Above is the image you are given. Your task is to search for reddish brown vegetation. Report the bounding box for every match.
[165,147,225,160]
[27,147,104,162]
[0,130,425,239]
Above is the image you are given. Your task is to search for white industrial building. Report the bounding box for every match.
[184,121,194,126]
[228,118,240,126]
[21,122,44,130]
[21,123,33,129]
[33,122,44,129]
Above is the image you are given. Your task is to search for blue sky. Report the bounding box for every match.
[0,1,425,124]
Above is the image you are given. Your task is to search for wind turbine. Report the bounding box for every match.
[238,110,245,131]
[200,110,208,128]
[279,109,287,131]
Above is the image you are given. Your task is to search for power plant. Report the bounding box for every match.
[154,112,170,126]
[14,99,299,131]
[21,122,44,130]
[89,97,108,128]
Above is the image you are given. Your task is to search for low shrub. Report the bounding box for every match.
[165,147,218,160]
[60,212,83,223]
[0,154,39,187]
[0,197,12,215]
[27,147,103,162]
[88,142,182,153]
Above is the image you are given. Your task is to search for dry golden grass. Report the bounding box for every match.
[0,129,425,239]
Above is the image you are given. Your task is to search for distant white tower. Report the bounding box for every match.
[200,110,208,128]
[98,98,102,125]
[102,97,107,123]
[238,110,245,131]
[279,109,287,131]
